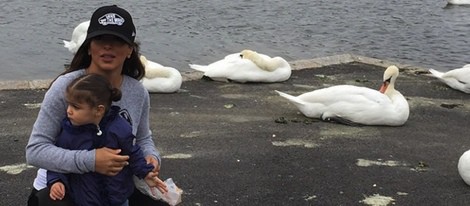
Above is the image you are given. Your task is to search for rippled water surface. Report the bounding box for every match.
[1,0,469,80]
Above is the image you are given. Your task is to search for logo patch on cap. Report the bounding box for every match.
[98,13,125,26]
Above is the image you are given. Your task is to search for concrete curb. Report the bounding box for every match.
[0,54,428,91]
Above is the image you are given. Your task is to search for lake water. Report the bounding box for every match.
[1,0,469,81]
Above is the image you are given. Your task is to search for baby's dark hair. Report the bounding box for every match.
[66,74,122,110]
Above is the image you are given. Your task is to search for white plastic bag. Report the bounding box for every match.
[133,177,183,206]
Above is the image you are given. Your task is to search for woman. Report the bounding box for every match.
[26,5,168,206]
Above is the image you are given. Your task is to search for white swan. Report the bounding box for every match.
[63,20,90,54]
[458,150,470,185]
[140,55,183,93]
[189,49,291,83]
[275,65,409,126]
[429,65,470,94]
[448,0,470,5]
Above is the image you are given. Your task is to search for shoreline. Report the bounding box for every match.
[0,54,428,91]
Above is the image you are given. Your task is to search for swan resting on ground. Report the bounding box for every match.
[458,150,470,185]
[275,65,409,126]
[63,20,90,54]
[448,0,470,5]
[140,55,183,93]
[189,49,291,83]
[428,65,470,94]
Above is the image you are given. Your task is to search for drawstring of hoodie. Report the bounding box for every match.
[96,125,102,136]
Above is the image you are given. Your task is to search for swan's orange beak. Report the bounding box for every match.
[379,81,389,93]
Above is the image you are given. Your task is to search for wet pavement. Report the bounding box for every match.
[1,54,470,205]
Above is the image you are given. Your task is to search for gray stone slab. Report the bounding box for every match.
[1,56,469,205]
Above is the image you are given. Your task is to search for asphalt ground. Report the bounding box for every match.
[1,55,470,206]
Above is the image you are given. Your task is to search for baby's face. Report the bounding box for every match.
[66,100,99,126]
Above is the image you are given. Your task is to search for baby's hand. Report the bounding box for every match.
[49,182,66,200]
[144,173,168,194]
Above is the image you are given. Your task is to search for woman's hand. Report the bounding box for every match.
[95,147,129,176]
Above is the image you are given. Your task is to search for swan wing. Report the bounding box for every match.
[141,73,182,93]
[141,67,182,93]
[448,0,470,5]
[189,53,242,72]
[63,21,90,54]
[459,150,470,185]
[63,40,77,53]
[278,85,408,126]
[189,52,260,82]
[190,51,291,82]
[430,67,470,93]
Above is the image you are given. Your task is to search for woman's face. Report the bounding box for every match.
[88,35,133,73]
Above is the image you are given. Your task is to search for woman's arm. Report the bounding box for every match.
[135,91,161,164]
[121,79,161,165]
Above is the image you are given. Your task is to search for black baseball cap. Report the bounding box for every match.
[86,5,136,44]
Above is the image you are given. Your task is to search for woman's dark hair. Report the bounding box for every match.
[51,38,145,88]
[66,73,122,110]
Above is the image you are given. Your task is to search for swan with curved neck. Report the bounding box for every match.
[275,65,409,126]
[140,55,182,93]
[240,50,288,72]
[189,49,291,83]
